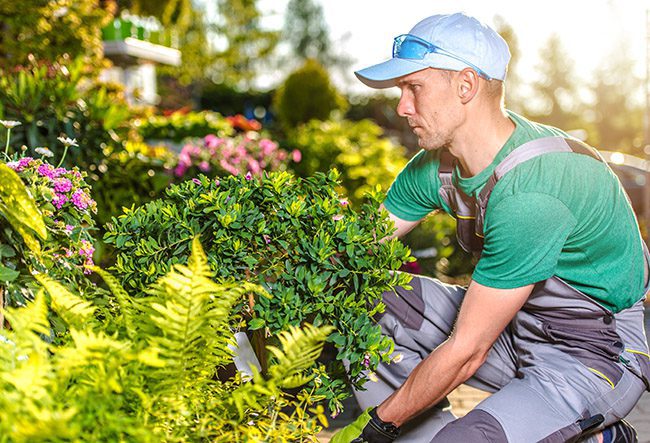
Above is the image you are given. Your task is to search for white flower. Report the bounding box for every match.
[52,6,68,18]
[57,136,78,148]
[35,147,54,158]
[0,120,21,129]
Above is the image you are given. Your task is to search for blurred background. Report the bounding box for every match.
[1,0,649,282]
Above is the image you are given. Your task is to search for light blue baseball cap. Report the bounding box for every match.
[355,12,511,89]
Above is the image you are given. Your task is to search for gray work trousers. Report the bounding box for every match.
[352,274,650,442]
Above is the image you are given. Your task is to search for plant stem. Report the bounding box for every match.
[3,128,10,159]
[56,145,69,168]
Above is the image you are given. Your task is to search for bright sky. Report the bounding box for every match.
[258,0,649,97]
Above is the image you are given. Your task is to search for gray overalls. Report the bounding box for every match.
[353,137,650,442]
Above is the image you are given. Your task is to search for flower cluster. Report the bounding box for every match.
[173,132,300,178]
[8,158,96,215]
[4,156,97,279]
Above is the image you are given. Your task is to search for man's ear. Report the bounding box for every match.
[458,68,479,104]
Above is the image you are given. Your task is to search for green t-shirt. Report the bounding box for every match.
[384,111,646,312]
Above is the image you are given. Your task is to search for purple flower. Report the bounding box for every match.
[53,178,72,193]
[37,163,55,179]
[52,167,68,178]
[245,171,252,181]
[192,178,201,185]
[214,178,220,186]
[71,189,92,210]
[262,234,271,244]
[340,199,349,207]
[52,193,69,209]
[363,353,371,368]
[65,224,74,233]
[79,240,95,258]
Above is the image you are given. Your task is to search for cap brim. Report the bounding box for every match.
[354,58,430,89]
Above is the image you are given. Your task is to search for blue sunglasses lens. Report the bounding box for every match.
[393,35,430,59]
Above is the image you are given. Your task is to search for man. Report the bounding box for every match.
[332,12,650,443]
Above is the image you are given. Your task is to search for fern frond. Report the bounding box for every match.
[267,324,333,389]
[2,290,50,338]
[34,273,95,329]
[187,236,213,279]
[90,265,138,338]
[142,238,243,390]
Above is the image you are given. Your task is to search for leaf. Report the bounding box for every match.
[33,274,95,329]
[247,318,265,330]
[0,164,47,242]
[0,264,20,282]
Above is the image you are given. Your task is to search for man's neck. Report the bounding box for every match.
[450,109,515,177]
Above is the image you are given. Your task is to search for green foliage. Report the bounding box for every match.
[0,0,111,67]
[288,119,408,204]
[401,213,474,283]
[0,238,331,441]
[0,57,133,170]
[134,110,235,143]
[92,141,176,226]
[0,157,99,312]
[211,0,280,88]
[104,170,413,412]
[274,59,349,130]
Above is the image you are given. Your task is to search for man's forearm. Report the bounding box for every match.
[376,338,485,427]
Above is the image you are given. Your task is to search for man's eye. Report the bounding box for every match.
[410,84,420,92]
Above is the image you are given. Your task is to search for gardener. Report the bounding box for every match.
[332,12,650,443]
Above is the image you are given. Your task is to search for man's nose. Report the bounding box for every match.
[396,93,413,117]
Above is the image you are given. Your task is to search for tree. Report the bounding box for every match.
[586,46,644,154]
[493,15,524,113]
[281,0,352,77]
[208,0,280,88]
[0,0,112,67]
[524,34,585,131]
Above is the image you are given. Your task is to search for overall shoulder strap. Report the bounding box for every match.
[477,137,602,208]
[475,137,604,235]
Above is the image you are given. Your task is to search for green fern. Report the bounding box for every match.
[34,273,96,330]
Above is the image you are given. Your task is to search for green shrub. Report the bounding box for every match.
[0,57,133,170]
[92,141,176,226]
[273,59,348,130]
[287,119,408,204]
[0,237,331,441]
[134,110,236,143]
[104,170,413,413]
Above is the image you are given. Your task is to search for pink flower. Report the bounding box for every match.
[174,164,188,177]
[291,149,302,163]
[204,134,223,149]
[71,189,93,210]
[332,214,344,221]
[262,234,271,244]
[53,178,72,193]
[192,178,201,185]
[245,171,252,181]
[198,161,210,172]
[37,163,55,179]
[248,159,261,175]
[52,193,69,209]
[340,199,349,206]
[259,139,277,156]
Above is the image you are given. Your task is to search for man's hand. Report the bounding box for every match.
[330,407,400,443]
[378,281,534,426]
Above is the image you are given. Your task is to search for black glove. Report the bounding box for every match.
[332,406,401,443]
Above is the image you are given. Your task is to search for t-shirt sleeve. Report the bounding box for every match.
[472,192,577,288]
[383,150,444,221]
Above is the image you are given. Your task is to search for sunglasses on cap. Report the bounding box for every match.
[392,34,492,80]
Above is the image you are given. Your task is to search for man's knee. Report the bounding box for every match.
[432,409,507,442]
